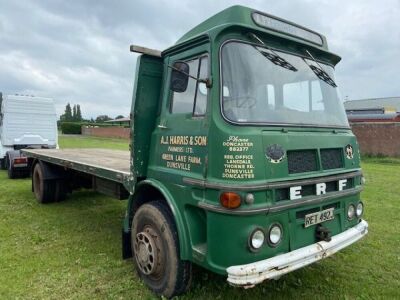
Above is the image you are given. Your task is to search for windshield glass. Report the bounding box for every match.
[221,41,349,128]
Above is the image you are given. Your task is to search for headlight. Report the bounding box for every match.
[356,202,364,217]
[347,204,355,219]
[249,229,265,250]
[268,224,283,247]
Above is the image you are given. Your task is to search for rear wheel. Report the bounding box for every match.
[131,201,192,298]
[33,163,55,203]
[32,163,66,203]
[0,158,6,170]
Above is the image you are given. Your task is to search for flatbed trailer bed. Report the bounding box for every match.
[22,148,131,199]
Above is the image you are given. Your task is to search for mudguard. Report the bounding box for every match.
[122,179,190,260]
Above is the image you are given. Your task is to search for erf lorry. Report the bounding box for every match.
[22,6,368,298]
[0,94,57,178]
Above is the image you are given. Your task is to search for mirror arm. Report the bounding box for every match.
[201,78,212,88]
[167,65,212,88]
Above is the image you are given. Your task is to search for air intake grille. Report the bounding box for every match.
[321,148,343,170]
[287,150,317,174]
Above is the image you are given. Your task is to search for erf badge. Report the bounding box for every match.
[345,144,354,159]
[266,144,285,163]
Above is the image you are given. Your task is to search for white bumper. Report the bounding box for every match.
[227,220,368,287]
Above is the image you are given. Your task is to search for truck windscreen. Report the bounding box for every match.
[221,41,349,128]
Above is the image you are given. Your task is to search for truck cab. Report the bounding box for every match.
[126,5,367,297]
[0,94,58,178]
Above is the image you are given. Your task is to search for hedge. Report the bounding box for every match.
[60,122,129,134]
[60,122,82,134]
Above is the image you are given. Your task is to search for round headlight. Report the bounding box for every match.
[249,229,265,250]
[268,224,282,246]
[356,202,364,217]
[347,204,355,219]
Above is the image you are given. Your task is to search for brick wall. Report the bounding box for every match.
[80,123,400,156]
[81,126,130,139]
[351,122,400,157]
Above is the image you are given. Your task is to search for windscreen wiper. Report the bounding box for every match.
[304,50,337,87]
[248,33,297,72]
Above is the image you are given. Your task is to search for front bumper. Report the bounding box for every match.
[227,219,368,287]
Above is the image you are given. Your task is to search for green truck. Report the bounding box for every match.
[23,6,368,298]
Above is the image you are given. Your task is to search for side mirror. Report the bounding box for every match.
[170,61,189,93]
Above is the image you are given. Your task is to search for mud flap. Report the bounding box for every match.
[122,211,133,259]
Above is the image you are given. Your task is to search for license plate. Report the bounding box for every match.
[304,208,334,228]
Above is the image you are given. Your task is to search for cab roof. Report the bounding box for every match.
[163,5,340,65]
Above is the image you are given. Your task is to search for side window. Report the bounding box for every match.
[194,57,208,116]
[171,56,208,116]
[171,59,199,114]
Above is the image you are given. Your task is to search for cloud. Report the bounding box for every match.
[0,0,399,118]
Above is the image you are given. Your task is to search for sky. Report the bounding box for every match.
[0,0,399,119]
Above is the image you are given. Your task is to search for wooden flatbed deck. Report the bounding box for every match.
[22,148,131,183]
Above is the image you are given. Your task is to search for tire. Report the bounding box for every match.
[0,158,6,170]
[32,163,56,203]
[54,180,67,202]
[6,155,17,179]
[131,201,192,298]
[5,154,29,179]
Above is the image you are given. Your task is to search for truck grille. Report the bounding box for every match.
[287,150,317,174]
[287,148,343,174]
[321,148,343,170]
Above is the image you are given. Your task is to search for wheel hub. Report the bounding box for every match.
[134,227,159,275]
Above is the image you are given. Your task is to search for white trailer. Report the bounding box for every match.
[0,94,58,178]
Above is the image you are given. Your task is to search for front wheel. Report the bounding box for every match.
[131,201,192,298]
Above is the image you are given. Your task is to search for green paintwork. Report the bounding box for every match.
[131,55,163,180]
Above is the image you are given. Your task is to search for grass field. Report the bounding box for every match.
[0,135,399,299]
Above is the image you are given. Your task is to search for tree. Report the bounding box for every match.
[115,115,125,120]
[76,105,82,121]
[72,105,77,121]
[61,103,73,121]
[95,115,112,123]
[60,103,84,122]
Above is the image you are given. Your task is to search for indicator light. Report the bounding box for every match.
[220,192,242,209]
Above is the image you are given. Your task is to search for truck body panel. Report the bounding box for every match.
[131,54,163,179]
[0,95,58,176]
[0,95,57,156]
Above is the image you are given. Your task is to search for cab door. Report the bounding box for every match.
[155,52,210,182]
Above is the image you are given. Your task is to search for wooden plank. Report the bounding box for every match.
[130,45,162,57]
[22,149,131,182]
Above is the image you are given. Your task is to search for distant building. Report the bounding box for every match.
[105,117,131,126]
[344,97,400,122]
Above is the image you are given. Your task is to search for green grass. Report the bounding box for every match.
[0,135,399,299]
[58,134,129,151]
